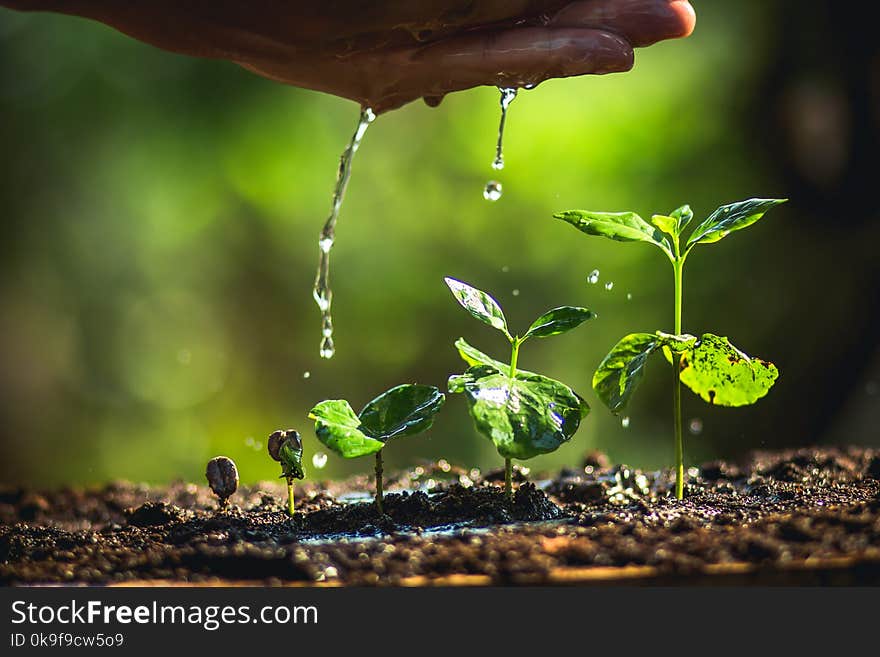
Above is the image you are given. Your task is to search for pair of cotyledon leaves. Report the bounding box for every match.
[592,332,779,414]
[309,384,446,459]
[555,197,785,414]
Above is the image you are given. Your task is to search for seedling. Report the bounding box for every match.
[268,429,305,515]
[205,456,239,509]
[444,277,593,497]
[554,198,786,499]
[308,384,445,513]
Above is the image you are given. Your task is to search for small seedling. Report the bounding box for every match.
[444,277,593,497]
[554,198,786,499]
[268,429,305,515]
[205,456,238,509]
[308,384,445,513]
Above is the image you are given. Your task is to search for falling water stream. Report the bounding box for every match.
[312,88,522,357]
[483,86,518,201]
[312,106,375,359]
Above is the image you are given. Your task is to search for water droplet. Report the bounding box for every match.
[483,180,502,201]
[319,336,335,359]
[604,281,614,291]
[245,436,255,446]
[621,416,630,428]
[523,83,536,90]
[688,418,703,435]
[626,292,633,301]
[512,289,520,296]
[687,466,699,478]
[520,466,530,476]
[587,269,600,284]
[501,265,510,273]
[312,452,328,469]
[176,348,192,365]
[302,371,311,379]
[438,459,451,473]
[253,441,262,451]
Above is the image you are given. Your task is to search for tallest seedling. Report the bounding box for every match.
[555,198,786,499]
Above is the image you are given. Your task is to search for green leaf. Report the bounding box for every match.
[593,332,696,413]
[279,438,305,480]
[651,214,678,238]
[358,384,445,441]
[524,306,596,340]
[309,400,385,458]
[686,198,786,249]
[444,277,509,336]
[678,334,779,406]
[670,204,694,232]
[453,338,535,378]
[553,210,672,257]
[451,365,589,460]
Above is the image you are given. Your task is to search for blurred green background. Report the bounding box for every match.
[1,1,878,487]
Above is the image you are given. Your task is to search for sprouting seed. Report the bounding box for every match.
[205,456,238,509]
[268,429,305,515]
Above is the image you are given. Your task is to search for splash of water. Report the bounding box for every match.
[312,106,376,359]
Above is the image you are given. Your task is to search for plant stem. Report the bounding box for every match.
[672,252,685,500]
[504,457,513,498]
[286,478,295,516]
[375,450,384,514]
[509,338,521,379]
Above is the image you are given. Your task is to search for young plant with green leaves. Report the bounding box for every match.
[554,198,786,499]
[268,429,305,515]
[445,277,594,497]
[308,384,445,513]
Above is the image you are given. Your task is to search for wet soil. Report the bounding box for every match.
[2,446,879,586]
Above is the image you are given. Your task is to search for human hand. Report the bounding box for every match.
[1,0,695,113]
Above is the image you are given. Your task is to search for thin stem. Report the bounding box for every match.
[509,339,520,379]
[504,457,513,498]
[287,478,295,516]
[672,251,685,500]
[375,450,384,514]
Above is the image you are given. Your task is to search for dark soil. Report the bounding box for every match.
[2,446,879,586]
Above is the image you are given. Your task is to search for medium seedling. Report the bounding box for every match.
[308,384,445,513]
[444,277,593,497]
[554,198,786,499]
[268,429,305,515]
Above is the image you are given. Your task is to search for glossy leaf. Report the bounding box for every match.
[279,437,305,480]
[309,400,385,458]
[678,334,779,406]
[454,337,510,371]
[451,365,589,460]
[524,306,596,340]
[686,198,786,249]
[553,210,672,257]
[651,214,678,238]
[453,338,535,378]
[358,384,445,441]
[593,332,696,413]
[444,277,509,336]
[670,204,694,232]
